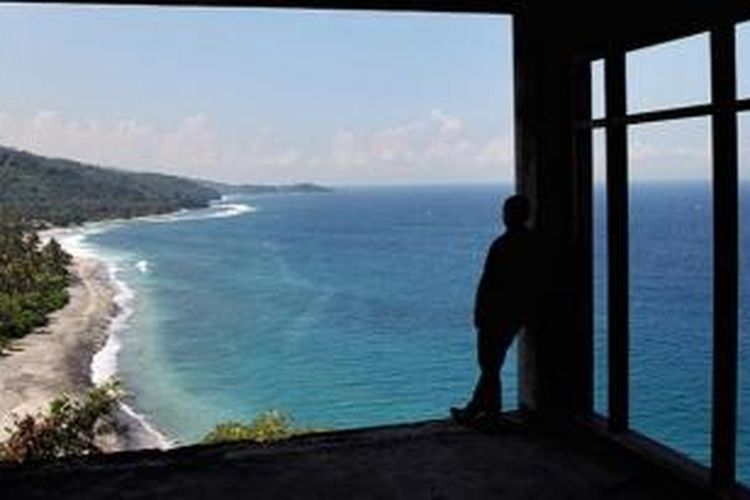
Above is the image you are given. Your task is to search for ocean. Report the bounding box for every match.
[58,183,750,483]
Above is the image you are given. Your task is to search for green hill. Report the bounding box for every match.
[0,146,220,226]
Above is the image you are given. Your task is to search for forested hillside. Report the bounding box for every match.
[0,222,72,350]
[0,145,220,226]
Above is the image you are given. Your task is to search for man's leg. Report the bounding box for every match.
[468,329,502,413]
[457,326,519,417]
[492,329,517,412]
[448,328,501,423]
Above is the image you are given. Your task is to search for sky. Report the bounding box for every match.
[0,4,747,185]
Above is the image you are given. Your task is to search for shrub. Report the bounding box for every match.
[0,380,123,463]
[202,410,319,445]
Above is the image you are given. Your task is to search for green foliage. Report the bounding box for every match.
[202,410,320,445]
[0,380,124,463]
[0,144,219,226]
[0,224,72,341]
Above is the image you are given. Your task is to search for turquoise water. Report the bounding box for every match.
[86,185,517,442]
[80,183,750,482]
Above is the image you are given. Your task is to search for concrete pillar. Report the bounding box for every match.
[513,10,593,425]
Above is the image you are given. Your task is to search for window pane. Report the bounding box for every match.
[739,22,750,98]
[627,33,710,114]
[593,129,607,415]
[739,112,750,485]
[592,59,605,120]
[628,117,712,465]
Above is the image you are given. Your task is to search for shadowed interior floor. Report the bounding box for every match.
[0,418,710,499]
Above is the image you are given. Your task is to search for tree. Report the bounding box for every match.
[0,380,123,463]
[0,227,72,340]
[201,410,320,445]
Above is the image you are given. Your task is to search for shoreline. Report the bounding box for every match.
[0,258,116,442]
[0,251,166,452]
[0,198,254,453]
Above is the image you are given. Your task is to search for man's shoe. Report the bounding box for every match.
[450,406,474,423]
[451,406,500,426]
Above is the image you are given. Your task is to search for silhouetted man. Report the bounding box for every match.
[451,194,539,423]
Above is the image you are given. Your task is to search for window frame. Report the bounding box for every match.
[575,24,742,490]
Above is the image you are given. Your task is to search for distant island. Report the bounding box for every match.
[0,145,331,227]
[199,180,333,196]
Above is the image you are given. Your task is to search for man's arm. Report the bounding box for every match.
[473,238,506,331]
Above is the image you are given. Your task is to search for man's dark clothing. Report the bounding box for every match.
[468,226,539,413]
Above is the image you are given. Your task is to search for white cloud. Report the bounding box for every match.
[475,135,514,166]
[0,110,168,173]
[1,107,745,184]
[629,140,711,180]
[0,108,514,184]
[430,108,464,137]
[329,109,514,182]
[156,114,218,173]
[627,120,713,180]
[0,110,302,182]
[332,130,369,167]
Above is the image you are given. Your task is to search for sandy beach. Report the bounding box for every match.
[0,257,118,443]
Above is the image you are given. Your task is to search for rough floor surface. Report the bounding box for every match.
[0,418,710,499]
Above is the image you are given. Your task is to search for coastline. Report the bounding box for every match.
[0,258,116,442]
[0,253,166,452]
[0,197,254,453]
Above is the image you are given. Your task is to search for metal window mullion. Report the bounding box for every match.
[710,24,739,492]
[586,103,714,128]
[605,52,629,433]
[573,60,595,415]
[579,98,750,130]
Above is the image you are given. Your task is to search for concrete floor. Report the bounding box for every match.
[0,418,709,499]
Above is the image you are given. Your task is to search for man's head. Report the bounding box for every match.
[502,195,531,230]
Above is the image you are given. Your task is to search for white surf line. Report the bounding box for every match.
[41,198,256,449]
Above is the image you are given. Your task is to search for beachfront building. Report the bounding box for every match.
[2,0,750,498]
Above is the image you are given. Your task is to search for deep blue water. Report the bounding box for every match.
[594,181,750,480]
[87,185,517,440]
[83,183,750,482]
